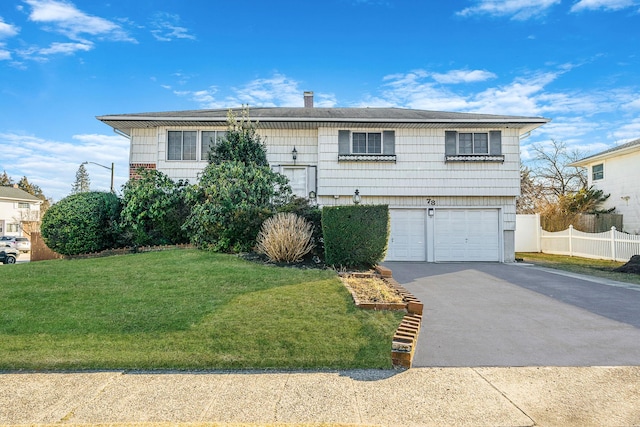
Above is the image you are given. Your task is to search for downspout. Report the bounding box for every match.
[113,128,130,139]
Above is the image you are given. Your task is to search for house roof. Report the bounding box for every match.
[97,107,550,136]
[0,186,42,203]
[570,137,640,167]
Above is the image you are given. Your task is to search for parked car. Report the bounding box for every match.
[0,236,31,253]
[0,246,18,264]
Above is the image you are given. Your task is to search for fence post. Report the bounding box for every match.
[611,226,617,261]
[569,225,573,257]
[536,213,541,252]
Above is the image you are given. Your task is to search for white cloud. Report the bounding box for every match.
[0,132,129,201]
[0,17,19,38]
[608,119,640,142]
[24,0,135,42]
[457,0,561,20]
[432,69,497,84]
[0,43,11,60]
[150,13,196,42]
[571,0,640,12]
[170,73,330,109]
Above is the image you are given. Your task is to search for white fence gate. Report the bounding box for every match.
[515,214,640,262]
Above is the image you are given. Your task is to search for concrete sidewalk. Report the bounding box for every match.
[2,367,640,426]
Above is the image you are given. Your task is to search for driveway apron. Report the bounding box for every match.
[384,262,640,367]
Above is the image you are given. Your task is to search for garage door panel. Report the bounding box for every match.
[435,209,500,262]
[387,209,426,261]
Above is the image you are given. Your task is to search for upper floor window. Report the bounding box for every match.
[592,163,604,180]
[167,130,227,161]
[445,130,503,162]
[201,130,227,161]
[338,130,396,162]
[18,202,29,209]
[168,131,197,161]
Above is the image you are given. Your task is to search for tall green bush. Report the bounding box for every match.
[184,161,290,252]
[322,205,389,268]
[41,192,122,255]
[120,169,190,246]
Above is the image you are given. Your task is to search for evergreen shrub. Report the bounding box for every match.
[322,204,389,268]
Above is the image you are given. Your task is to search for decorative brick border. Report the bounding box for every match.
[339,266,424,369]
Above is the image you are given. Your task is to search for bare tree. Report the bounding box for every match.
[529,139,587,200]
[517,165,544,214]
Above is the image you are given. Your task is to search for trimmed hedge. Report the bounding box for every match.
[322,204,389,268]
[41,191,122,256]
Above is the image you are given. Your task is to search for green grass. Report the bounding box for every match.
[516,252,640,285]
[0,250,404,371]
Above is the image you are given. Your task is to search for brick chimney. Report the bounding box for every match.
[304,91,314,108]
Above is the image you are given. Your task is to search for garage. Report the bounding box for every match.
[387,208,501,262]
[386,209,426,261]
[434,209,500,262]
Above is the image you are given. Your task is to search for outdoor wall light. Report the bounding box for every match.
[428,207,435,217]
[309,190,316,199]
[353,189,361,205]
[291,146,298,164]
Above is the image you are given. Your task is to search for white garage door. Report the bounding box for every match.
[386,209,426,261]
[435,209,500,262]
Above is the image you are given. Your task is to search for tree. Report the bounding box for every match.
[184,109,291,252]
[120,169,190,246]
[41,192,122,255]
[517,165,544,214]
[207,109,270,167]
[71,164,91,194]
[539,187,615,232]
[529,139,587,199]
[0,170,13,186]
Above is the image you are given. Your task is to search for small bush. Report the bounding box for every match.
[322,205,389,269]
[256,213,315,262]
[41,191,122,255]
[278,197,323,258]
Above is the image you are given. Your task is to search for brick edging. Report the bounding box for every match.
[375,265,424,369]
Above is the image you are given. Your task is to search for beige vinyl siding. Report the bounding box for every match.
[318,127,520,198]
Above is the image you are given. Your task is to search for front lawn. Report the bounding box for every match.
[516,252,640,285]
[0,250,404,370]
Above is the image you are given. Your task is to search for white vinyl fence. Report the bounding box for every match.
[516,214,640,262]
[541,226,640,262]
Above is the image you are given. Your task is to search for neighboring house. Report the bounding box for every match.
[0,185,42,237]
[570,138,640,234]
[98,92,549,262]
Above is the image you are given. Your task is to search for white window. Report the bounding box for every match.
[167,131,197,160]
[201,130,227,161]
[592,163,604,181]
[18,202,29,209]
[445,130,502,160]
[352,132,382,154]
[274,166,317,199]
[7,223,19,233]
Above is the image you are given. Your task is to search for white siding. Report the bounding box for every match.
[317,127,520,198]
[587,151,640,234]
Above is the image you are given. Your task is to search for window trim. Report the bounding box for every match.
[445,130,504,163]
[166,129,227,161]
[592,163,604,181]
[338,130,396,162]
[167,130,197,161]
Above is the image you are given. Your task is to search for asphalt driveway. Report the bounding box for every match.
[383,262,640,367]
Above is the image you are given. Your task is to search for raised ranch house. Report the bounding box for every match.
[98,92,549,262]
[570,138,640,235]
[0,185,42,237]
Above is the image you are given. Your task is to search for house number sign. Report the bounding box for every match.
[425,198,436,205]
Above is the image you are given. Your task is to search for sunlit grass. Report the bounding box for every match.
[0,250,404,370]
[516,252,640,285]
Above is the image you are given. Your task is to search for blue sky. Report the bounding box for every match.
[1,0,639,200]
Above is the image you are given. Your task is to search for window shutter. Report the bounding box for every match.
[338,130,350,155]
[489,131,502,155]
[383,131,395,155]
[307,166,317,194]
[445,131,457,155]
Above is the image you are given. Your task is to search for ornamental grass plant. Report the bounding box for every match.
[256,212,315,263]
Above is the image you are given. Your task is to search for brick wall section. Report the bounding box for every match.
[129,163,156,179]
